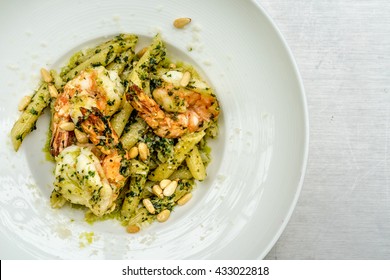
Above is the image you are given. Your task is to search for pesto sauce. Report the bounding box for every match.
[43,125,55,162]
[84,207,124,225]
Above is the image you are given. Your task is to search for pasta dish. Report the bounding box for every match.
[10,34,220,233]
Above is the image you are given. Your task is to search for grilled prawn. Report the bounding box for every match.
[127,70,220,138]
[50,66,124,156]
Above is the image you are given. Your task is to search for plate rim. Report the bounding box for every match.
[252,0,309,259]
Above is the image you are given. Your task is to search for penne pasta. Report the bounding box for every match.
[110,101,133,137]
[148,131,206,181]
[120,118,148,150]
[11,82,51,151]
[128,34,165,90]
[185,145,207,181]
[106,48,136,75]
[61,34,138,77]
[50,69,65,90]
[121,175,146,219]
[169,166,193,181]
[63,36,138,81]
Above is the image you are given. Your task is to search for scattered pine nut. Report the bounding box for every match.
[40,68,53,83]
[159,179,172,189]
[48,84,58,98]
[138,142,149,161]
[18,95,32,111]
[180,71,191,87]
[127,224,140,233]
[169,63,176,69]
[143,198,156,214]
[173,17,191,29]
[128,146,139,159]
[163,180,178,197]
[59,122,75,131]
[177,193,192,206]
[156,209,171,222]
[152,185,164,199]
[74,129,89,144]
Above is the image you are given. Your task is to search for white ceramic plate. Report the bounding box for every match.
[0,0,308,259]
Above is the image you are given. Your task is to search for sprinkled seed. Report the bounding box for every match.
[173,17,191,29]
[163,180,178,197]
[159,179,172,189]
[59,122,75,131]
[74,129,88,144]
[142,198,155,214]
[152,185,164,199]
[18,95,32,111]
[40,68,53,83]
[127,224,140,233]
[48,84,58,98]
[138,142,149,161]
[180,71,191,87]
[128,146,139,159]
[156,209,171,222]
[177,193,192,206]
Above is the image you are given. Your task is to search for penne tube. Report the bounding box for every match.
[61,34,138,77]
[50,69,65,90]
[185,146,207,181]
[128,34,166,90]
[120,118,148,150]
[11,82,51,151]
[148,131,206,181]
[106,48,136,75]
[63,37,138,81]
[110,101,133,137]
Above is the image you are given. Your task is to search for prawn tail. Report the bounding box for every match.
[50,118,75,157]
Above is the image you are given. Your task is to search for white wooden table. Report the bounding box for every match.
[261,0,390,259]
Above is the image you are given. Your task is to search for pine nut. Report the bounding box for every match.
[40,68,53,83]
[127,224,140,233]
[180,71,191,87]
[48,84,58,98]
[169,63,176,69]
[156,209,170,222]
[138,142,149,161]
[177,193,192,206]
[163,180,178,197]
[152,185,164,199]
[159,179,172,189]
[142,198,155,214]
[173,17,191,29]
[74,129,89,144]
[18,95,32,111]
[128,146,139,159]
[59,122,75,131]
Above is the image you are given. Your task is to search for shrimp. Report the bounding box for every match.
[127,83,219,138]
[50,66,124,156]
[101,149,128,189]
[50,66,132,216]
[54,145,131,216]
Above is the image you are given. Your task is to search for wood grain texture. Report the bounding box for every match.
[260,0,390,259]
